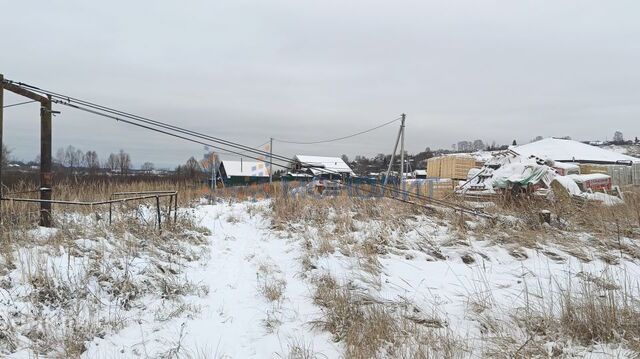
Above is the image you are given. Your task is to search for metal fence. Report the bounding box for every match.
[1,190,178,229]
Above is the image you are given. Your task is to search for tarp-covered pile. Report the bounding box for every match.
[458,153,623,205]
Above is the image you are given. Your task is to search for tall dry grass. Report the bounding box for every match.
[0,179,211,357]
[312,273,468,359]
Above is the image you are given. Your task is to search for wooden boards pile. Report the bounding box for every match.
[580,163,637,186]
[426,155,478,180]
[579,164,609,175]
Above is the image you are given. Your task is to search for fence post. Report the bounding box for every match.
[156,195,161,231]
[109,202,112,225]
[174,193,178,223]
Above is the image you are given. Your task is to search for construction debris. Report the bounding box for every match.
[457,152,624,206]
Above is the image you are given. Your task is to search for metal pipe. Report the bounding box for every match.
[0,193,176,206]
[111,190,177,196]
[174,192,178,223]
[156,195,161,231]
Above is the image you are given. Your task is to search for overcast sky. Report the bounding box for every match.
[2,0,639,168]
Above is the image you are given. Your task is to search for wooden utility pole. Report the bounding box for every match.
[383,115,404,188]
[40,97,53,227]
[400,114,406,196]
[0,75,54,227]
[269,137,273,185]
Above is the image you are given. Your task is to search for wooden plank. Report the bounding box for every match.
[1,81,48,103]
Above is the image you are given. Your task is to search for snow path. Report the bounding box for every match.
[84,201,340,358]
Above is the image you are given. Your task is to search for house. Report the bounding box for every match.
[292,155,355,179]
[412,169,427,179]
[219,159,270,186]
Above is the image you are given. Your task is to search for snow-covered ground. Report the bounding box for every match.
[84,202,341,358]
[2,198,640,357]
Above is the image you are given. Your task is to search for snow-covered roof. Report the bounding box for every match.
[293,155,355,176]
[552,161,579,170]
[221,160,269,178]
[514,138,639,163]
[413,169,427,175]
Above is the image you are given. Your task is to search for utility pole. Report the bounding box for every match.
[400,114,406,196]
[269,137,273,185]
[40,97,53,227]
[1,76,53,227]
[210,151,217,203]
[383,120,403,187]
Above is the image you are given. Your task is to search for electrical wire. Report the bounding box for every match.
[9,80,289,164]
[214,140,270,158]
[3,100,37,109]
[4,79,489,217]
[272,116,402,144]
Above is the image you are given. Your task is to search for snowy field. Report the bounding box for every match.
[2,195,640,358]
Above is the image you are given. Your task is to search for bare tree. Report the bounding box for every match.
[118,149,131,174]
[1,144,10,169]
[176,157,202,180]
[84,150,100,173]
[55,147,65,165]
[613,131,624,143]
[63,145,83,169]
[141,162,154,173]
[106,153,120,172]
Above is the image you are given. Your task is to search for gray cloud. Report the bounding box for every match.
[2,0,639,168]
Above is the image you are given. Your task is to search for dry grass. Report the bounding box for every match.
[311,274,468,359]
[475,271,640,357]
[283,337,321,359]
[257,261,287,304]
[0,180,210,357]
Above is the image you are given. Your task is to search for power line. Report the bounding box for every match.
[273,116,402,145]
[214,140,270,158]
[3,100,37,109]
[10,80,292,164]
[4,79,489,217]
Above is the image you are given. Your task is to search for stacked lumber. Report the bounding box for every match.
[426,157,441,177]
[427,155,477,180]
[579,164,608,175]
[580,164,635,186]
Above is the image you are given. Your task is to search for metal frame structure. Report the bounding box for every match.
[1,190,178,230]
[1,73,55,227]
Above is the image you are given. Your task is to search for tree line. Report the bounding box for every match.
[52,145,146,174]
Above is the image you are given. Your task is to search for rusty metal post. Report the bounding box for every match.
[174,192,178,223]
[156,195,161,230]
[39,97,53,227]
[166,196,171,221]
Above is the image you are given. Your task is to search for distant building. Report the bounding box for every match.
[219,159,270,186]
[292,155,355,179]
[413,169,427,179]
